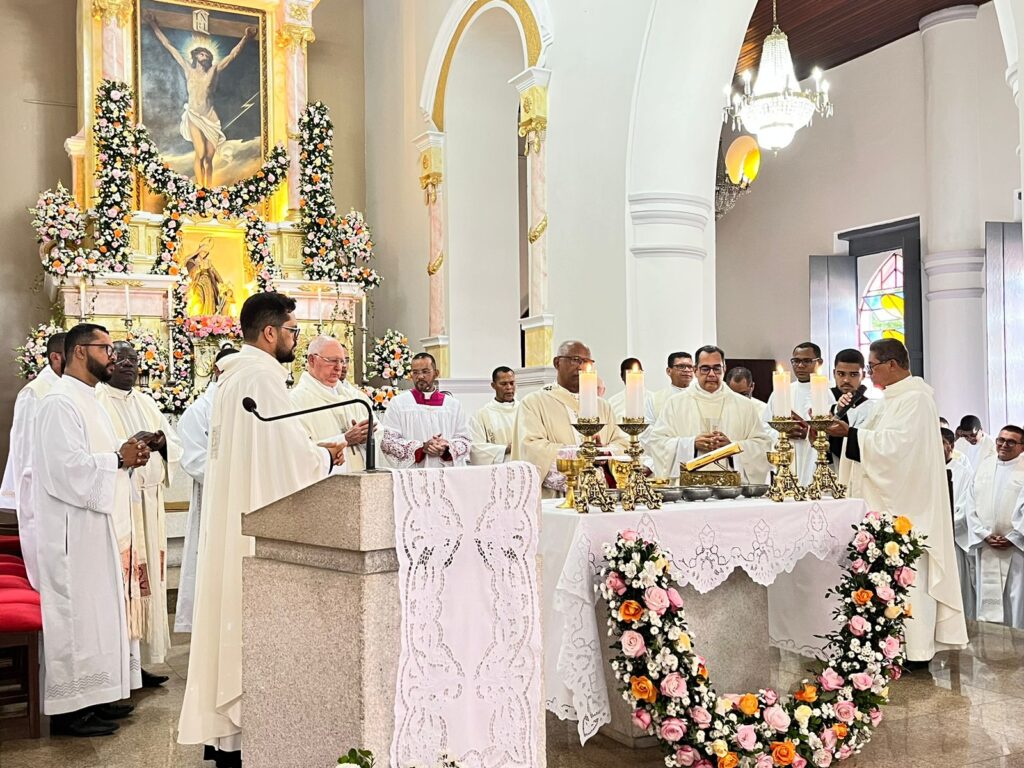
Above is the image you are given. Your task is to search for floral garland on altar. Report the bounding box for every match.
[14,322,66,380]
[362,329,412,411]
[601,511,922,768]
[91,81,133,274]
[30,185,101,278]
[124,327,172,409]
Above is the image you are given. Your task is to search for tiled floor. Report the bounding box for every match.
[3,622,1024,767]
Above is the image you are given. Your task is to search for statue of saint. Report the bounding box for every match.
[185,239,225,316]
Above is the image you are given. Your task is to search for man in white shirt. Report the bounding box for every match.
[943,427,977,621]
[380,352,471,468]
[469,366,519,465]
[651,351,693,418]
[956,415,997,472]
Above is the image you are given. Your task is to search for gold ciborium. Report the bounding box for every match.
[616,418,662,511]
[571,418,616,513]
[804,416,847,500]
[555,457,586,510]
[767,417,807,502]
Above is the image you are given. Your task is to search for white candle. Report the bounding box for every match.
[78,279,86,320]
[579,365,598,420]
[810,369,830,417]
[123,283,131,319]
[624,366,645,419]
[772,367,792,417]
[316,288,323,324]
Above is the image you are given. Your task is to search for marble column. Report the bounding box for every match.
[415,131,450,375]
[920,6,988,420]
[278,1,316,218]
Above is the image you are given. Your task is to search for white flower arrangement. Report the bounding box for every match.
[14,322,64,380]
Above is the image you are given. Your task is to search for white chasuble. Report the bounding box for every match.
[32,375,131,715]
[651,385,687,420]
[178,345,331,751]
[290,372,374,472]
[955,434,996,472]
[174,381,217,633]
[648,385,772,483]
[839,376,968,658]
[948,458,977,621]
[469,400,519,465]
[1,364,60,588]
[968,455,1024,626]
[764,381,835,485]
[97,384,183,665]
[380,390,471,469]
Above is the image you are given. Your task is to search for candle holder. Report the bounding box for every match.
[804,416,847,500]
[570,417,616,514]
[555,457,585,510]
[767,417,807,502]
[617,418,662,511]
[123,316,134,333]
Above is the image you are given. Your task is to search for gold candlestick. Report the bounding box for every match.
[804,416,847,500]
[767,417,807,502]
[571,417,616,514]
[555,457,585,510]
[617,418,662,511]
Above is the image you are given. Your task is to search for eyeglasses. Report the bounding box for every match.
[311,353,347,367]
[556,355,594,367]
[790,357,821,366]
[81,343,114,357]
[865,360,892,375]
[697,365,724,375]
[112,354,138,365]
[670,364,695,372]
[276,325,301,340]
[996,438,1022,447]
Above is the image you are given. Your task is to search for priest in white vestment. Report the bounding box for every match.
[966,426,1024,628]
[943,427,977,621]
[830,339,968,662]
[469,366,519,465]
[178,293,345,763]
[380,352,471,468]
[955,415,997,472]
[651,351,693,418]
[33,324,152,736]
[648,345,772,483]
[607,357,656,425]
[0,331,64,588]
[513,341,629,497]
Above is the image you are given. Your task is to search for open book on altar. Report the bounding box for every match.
[684,441,743,471]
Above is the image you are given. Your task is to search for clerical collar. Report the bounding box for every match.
[492,399,517,408]
[412,388,446,406]
[997,455,1022,467]
[103,383,134,401]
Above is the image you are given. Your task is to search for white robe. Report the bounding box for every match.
[955,434,996,472]
[290,372,374,472]
[839,376,968,659]
[764,381,835,485]
[948,457,976,621]
[469,400,519,465]
[651,384,688,419]
[174,381,217,634]
[32,375,131,715]
[1,365,60,587]
[968,455,1024,627]
[380,390,471,469]
[178,345,331,752]
[648,384,772,483]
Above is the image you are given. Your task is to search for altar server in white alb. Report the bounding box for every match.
[174,345,238,633]
[955,414,997,472]
[943,427,977,621]
[380,352,471,468]
[967,425,1024,628]
[829,339,968,663]
[33,324,153,737]
[290,335,373,471]
[469,366,519,465]
[651,351,694,418]
[178,293,346,766]
[0,331,64,588]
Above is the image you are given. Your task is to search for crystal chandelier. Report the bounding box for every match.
[723,0,833,150]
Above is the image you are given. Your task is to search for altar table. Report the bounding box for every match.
[541,496,869,744]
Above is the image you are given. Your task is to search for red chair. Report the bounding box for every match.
[0,554,23,565]
[0,599,41,738]
[0,535,21,557]
[0,575,31,590]
[0,590,39,605]
[0,563,27,578]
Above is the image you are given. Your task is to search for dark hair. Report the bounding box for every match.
[958,415,983,432]
[240,292,296,342]
[215,346,240,364]
[64,323,107,360]
[413,352,437,369]
[869,339,910,369]
[619,357,642,378]
[491,365,514,382]
[794,341,822,358]
[1000,424,1024,440]
[833,348,864,368]
[47,332,67,358]
[190,46,213,65]
[726,366,753,384]
[666,351,691,367]
[940,427,956,444]
[694,345,726,366]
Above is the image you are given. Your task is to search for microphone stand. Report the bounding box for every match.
[242,396,377,472]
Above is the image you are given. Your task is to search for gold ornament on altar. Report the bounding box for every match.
[767,417,807,502]
[555,457,585,510]
[805,417,847,500]
[570,417,616,514]
[616,419,662,511]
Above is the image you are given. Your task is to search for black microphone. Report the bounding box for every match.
[835,385,868,420]
[242,396,377,472]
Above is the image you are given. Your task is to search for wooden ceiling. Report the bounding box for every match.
[736,0,984,81]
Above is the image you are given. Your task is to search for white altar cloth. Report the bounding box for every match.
[541,496,869,743]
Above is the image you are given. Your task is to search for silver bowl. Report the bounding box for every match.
[741,483,770,498]
[711,486,743,500]
[681,486,714,502]
[658,485,682,503]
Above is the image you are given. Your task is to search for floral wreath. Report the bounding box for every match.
[361,329,411,411]
[14,322,65,380]
[30,184,101,279]
[601,511,922,768]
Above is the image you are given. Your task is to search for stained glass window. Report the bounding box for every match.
[858,251,905,357]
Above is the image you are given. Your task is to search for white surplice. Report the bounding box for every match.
[289,372,372,471]
[955,433,996,472]
[380,389,471,469]
[948,456,977,621]
[764,381,835,485]
[1,365,60,587]
[838,376,968,659]
[968,455,1024,626]
[648,385,772,483]
[178,345,331,752]
[651,384,688,419]
[32,375,131,715]
[174,381,217,633]
[469,400,519,465]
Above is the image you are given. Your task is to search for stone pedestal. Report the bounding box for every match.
[241,472,397,768]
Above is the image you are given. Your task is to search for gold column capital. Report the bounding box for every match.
[92,0,132,25]
[276,23,316,52]
[418,144,445,205]
[517,84,549,154]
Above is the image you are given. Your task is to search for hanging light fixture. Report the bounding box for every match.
[723,0,833,150]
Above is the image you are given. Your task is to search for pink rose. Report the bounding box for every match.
[763,704,791,732]
[660,671,687,698]
[761,688,779,706]
[851,672,874,691]
[813,749,833,767]
[621,630,647,658]
[606,572,627,595]
[837,746,853,761]
[644,586,671,616]
[847,616,869,637]
[834,700,857,724]
[736,724,757,750]
[869,708,883,727]
[881,636,901,659]
[853,530,874,552]
[793,757,807,768]
[866,509,881,521]
[675,746,698,767]
[894,566,915,587]
[818,667,845,691]
[820,727,837,749]
[632,708,652,730]
[689,705,712,728]
[888,664,903,680]
[659,717,687,743]
[695,762,713,768]
[851,558,869,574]
[620,529,639,542]
[667,587,684,609]
[756,754,775,768]
[876,584,896,602]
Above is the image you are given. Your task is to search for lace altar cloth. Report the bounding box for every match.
[541,496,868,743]
[391,463,545,768]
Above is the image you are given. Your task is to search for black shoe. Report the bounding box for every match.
[93,701,135,719]
[141,668,169,688]
[904,659,932,672]
[213,749,242,768]
[51,710,119,737]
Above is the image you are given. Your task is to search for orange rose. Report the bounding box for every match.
[619,600,643,622]
[852,589,874,606]
[893,515,913,535]
[794,683,818,703]
[697,664,708,679]
[904,603,913,618]
[833,723,848,740]
[770,741,796,766]
[738,693,759,716]
[630,675,657,703]
[719,753,740,768]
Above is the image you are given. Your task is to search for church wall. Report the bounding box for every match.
[715,2,1019,368]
